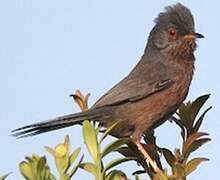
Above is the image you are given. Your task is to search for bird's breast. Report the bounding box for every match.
[112,58,194,138]
[106,55,195,139]
[171,57,194,101]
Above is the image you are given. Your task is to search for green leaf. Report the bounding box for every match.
[45,146,55,156]
[105,170,127,180]
[132,170,146,175]
[69,147,81,164]
[37,156,46,172]
[161,148,176,167]
[185,157,209,176]
[116,146,135,158]
[55,148,69,175]
[69,155,84,178]
[154,170,169,180]
[99,122,119,143]
[183,132,209,156]
[64,135,70,150]
[170,163,185,179]
[82,120,100,163]
[193,106,212,132]
[104,157,136,172]
[178,102,191,130]
[79,162,97,175]
[102,138,130,158]
[19,155,54,180]
[190,94,210,125]
[0,173,11,180]
[171,116,186,141]
[176,94,210,136]
[19,161,34,180]
[135,174,141,180]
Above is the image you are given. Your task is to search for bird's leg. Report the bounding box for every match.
[70,89,90,111]
[134,140,160,172]
[134,140,168,178]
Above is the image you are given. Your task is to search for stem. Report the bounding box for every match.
[135,141,168,180]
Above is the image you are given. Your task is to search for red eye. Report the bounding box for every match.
[169,28,176,37]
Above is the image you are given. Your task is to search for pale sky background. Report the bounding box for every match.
[0,1,219,179]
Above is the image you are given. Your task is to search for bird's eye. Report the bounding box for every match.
[168,28,176,37]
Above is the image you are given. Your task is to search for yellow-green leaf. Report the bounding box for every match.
[82,120,100,162]
[154,170,169,180]
[69,155,84,178]
[185,157,209,176]
[45,146,55,156]
[37,156,47,172]
[104,157,136,172]
[173,163,185,178]
[102,138,130,158]
[54,144,69,175]
[135,174,141,180]
[79,162,97,175]
[0,173,11,180]
[99,122,119,143]
[64,135,70,152]
[19,161,34,180]
[70,147,81,164]
[106,170,127,180]
[55,144,68,158]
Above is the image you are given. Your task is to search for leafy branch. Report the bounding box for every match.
[1,94,211,179]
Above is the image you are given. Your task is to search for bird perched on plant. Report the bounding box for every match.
[12,3,203,147]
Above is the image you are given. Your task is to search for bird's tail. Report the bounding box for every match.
[12,108,109,138]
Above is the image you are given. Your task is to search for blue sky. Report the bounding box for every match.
[0,0,219,179]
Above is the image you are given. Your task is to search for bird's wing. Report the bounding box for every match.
[93,58,173,108]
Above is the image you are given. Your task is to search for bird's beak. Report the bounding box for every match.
[184,32,204,40]
[195,32,204,39]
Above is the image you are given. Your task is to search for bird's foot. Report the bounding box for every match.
[70,89,90,111]
[134,141,160,172]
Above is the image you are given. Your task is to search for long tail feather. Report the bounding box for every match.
[12,109,109,138]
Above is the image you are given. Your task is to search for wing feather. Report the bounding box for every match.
[93,56,173,108]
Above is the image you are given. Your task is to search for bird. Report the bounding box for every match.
[12,3,204,145]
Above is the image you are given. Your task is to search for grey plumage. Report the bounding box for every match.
[12,3,203,140]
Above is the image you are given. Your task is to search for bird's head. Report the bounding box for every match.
[149,3,204,58]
